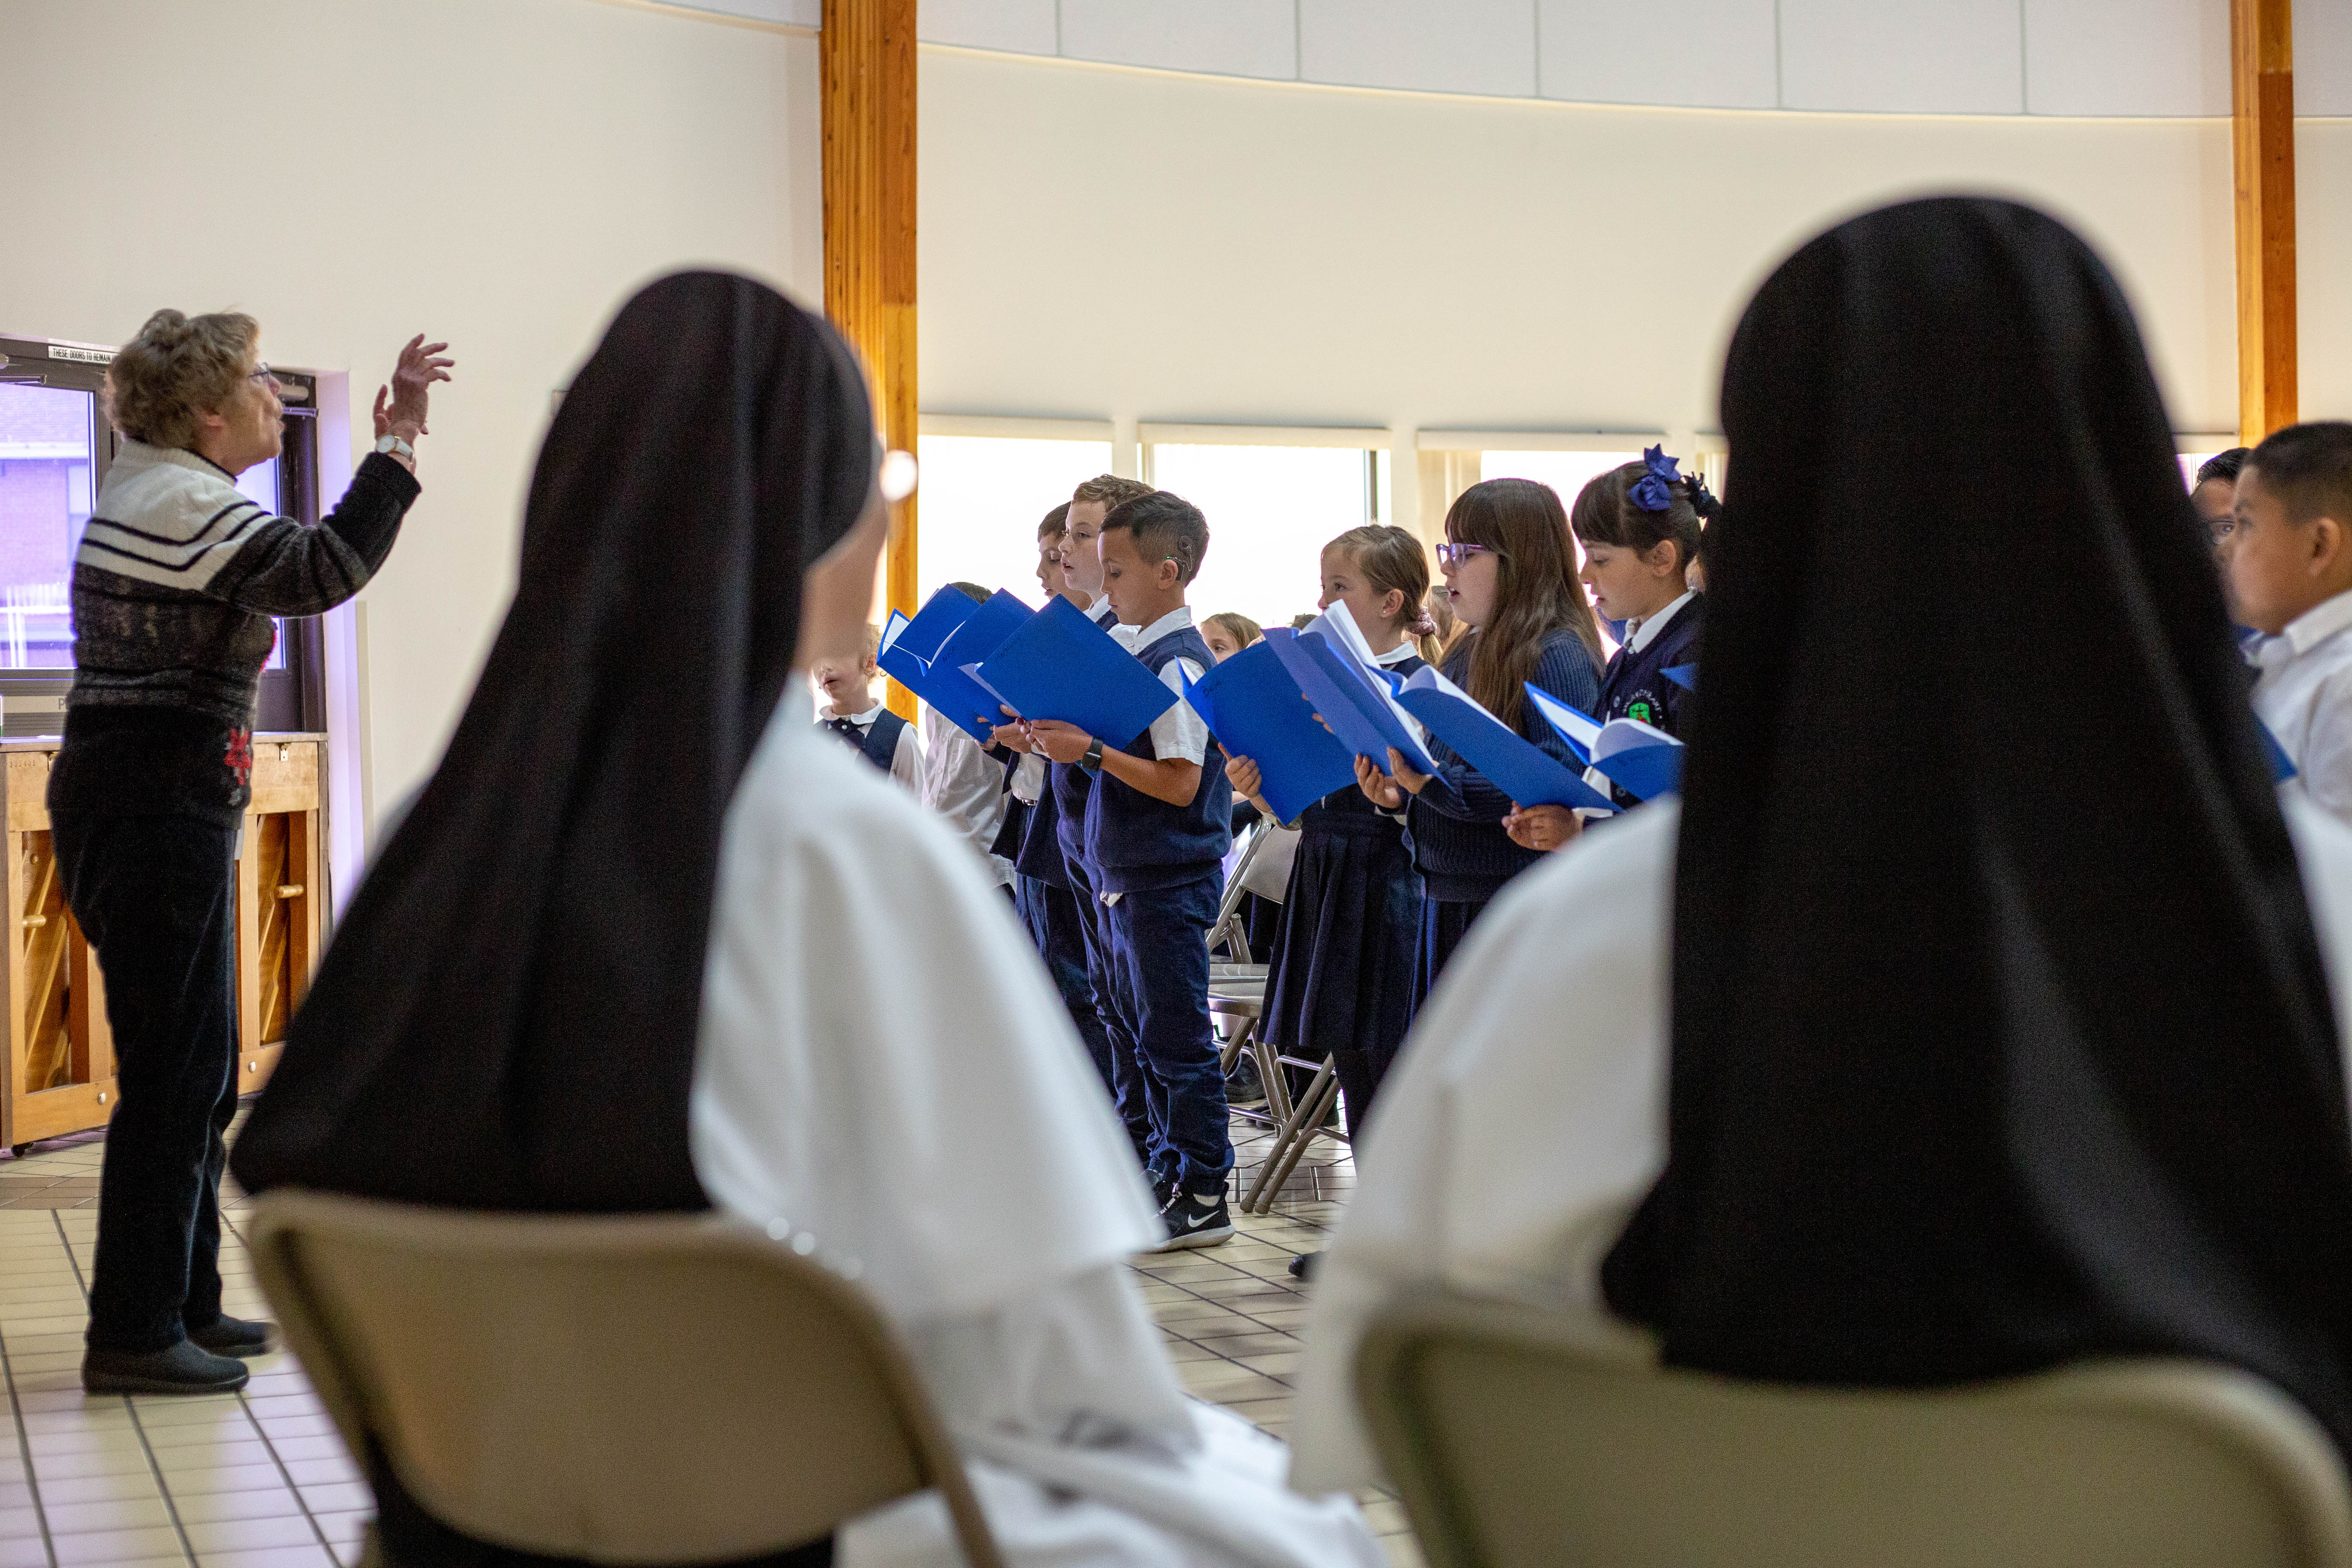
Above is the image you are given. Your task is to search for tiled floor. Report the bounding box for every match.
[0,1106,1420,1568]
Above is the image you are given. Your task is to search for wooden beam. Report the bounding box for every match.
[2233,0,2296,446]
[822,0,919,716]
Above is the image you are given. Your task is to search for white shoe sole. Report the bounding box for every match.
[1151,1219,1236,1252]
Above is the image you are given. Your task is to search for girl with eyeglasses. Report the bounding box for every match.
[1356,479,1604,1008]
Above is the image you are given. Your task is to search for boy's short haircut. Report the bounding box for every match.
[2250,423,2352,526]
[1102,491,1210,586]
[950,582,990,603]
[1038,501,1071,541]
[2196,447,2251,488]
[1073,474,1155,513]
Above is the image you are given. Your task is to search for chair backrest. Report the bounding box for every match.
[1357,1289,2352,1568]
[1208,823,1272,962]
[248,1191,1005,1568]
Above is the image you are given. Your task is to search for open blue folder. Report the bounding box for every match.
[1263,628,1439,778]
[1523,686,1685,801]
[894,585,983,664]
[1183,643,1360,824]
[974,595,1177,750]
[876,612,999,743]
[1390,667,1615,813]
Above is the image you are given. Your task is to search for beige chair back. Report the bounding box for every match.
[1357,1289,2352,1568]
[248,1190,1004,1568]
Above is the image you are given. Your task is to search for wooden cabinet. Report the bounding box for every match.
[1,733,327,1154]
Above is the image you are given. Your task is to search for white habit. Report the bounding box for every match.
[691,687,1381,1568]
[1288,794,2352,1494]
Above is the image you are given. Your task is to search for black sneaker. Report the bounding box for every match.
[1152,1186,1235,1252]
[84,1340,250,1395]
[1227,1056,1268,1109]
[188,1314,275,1358]
[1287,1251,1321,1281]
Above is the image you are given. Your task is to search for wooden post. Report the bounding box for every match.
[822,0,919,718]
[2233,0,2296,446]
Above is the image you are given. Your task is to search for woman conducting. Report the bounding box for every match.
[54,311,451,1394]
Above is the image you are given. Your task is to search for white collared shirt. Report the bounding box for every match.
[918,705,1015,886]
[2254,589,2352,828]
[1109,606,1211,766]
[1622,588,1697,657]
[816,698,926,793]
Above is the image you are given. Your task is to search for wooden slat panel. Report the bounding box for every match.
[250,740,319,815]
[823,0,919,717]
[5,753,50,833]
[2233,0,2296,444]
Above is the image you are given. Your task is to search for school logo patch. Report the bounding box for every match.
[1626,697,1657,725]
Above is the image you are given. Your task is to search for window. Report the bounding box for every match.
[915,429,1113,605]
[1479,449,1646,546]
[1142,432,1390,631]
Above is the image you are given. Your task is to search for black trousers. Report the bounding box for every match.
[52,811,240,1353]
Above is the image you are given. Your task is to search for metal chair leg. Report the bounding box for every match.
[1243,1055,1340,1213]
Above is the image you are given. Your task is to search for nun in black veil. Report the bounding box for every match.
[1291,196,2352,1492]
[234,274,1380,1568]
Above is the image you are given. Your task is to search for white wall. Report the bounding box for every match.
[2,0,823,855]
[921,48,2350,487]
[916,0,2349,117]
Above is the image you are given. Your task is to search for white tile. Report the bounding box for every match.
[1299,0,1535,97]
[2305,0,2352,117]
[919,0,1060,54]
[1058,0,1298,80]
[2024,0,2227,115]
[1538,0,1776,108]
[1779,0,2024,113]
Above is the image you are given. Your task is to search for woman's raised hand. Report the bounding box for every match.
[1504,803,1582,852]
[1355,753,1404,810]
[374,335,455,442]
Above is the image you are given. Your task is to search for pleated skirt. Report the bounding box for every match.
[1262,818,1425,1062]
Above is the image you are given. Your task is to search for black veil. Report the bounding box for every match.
[1603,198,2352,1451]
[231,272,876,1212]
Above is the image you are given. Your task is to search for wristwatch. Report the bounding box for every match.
[1081,738,1105,773]
[375,433,415,460]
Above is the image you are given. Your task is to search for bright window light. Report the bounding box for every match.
[1478,450,1644,562]
[1148,444,1370,632]
[915,434,1112,607]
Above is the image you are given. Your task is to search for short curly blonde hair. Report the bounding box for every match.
[104,309,258,449]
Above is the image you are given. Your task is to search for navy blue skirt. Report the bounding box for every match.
[1415,893,1493,1012]
[1263,814,1424,1062]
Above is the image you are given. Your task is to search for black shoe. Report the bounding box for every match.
[1227,1057,1267,1109]
[188,1315,275,1358]
[84,1340,250,1395]
[1151,1187,1236,1252]
[1287,1251,1321,1281]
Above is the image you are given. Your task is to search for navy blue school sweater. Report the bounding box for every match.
[1084,621,1233,895]
[1601,592,1702,735]
[1596,593,1703,809]
[821,707,909,773]
[1407,628,1602,904]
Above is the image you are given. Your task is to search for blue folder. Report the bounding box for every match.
[1523,686,1685,801]
[894,585,985,664]
[1183,643,1360,824]
[876,631,998,745]
[1391,668,1615,813]
[973,594,1177,750]
[934,589,1035,671]
[1263,628,1439,777]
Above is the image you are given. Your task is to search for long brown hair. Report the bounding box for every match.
[1446,479,1602,732]
[1327,523,1440,664]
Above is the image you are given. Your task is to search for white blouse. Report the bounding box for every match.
[1290,793,2352,1494]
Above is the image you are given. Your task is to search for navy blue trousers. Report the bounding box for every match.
[1062,856,1153,1163]
[1015,874,1119,1097]
[1100,872,1232,1194]
[52,812,240,1353]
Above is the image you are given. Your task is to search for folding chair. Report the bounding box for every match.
[248,1191,1007,1568]
[1357,1288,2352,1568]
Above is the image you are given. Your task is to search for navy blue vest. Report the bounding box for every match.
[822,708,908,774]
[1084,622,1231,894]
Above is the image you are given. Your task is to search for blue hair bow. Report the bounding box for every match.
[1629,444,1680,512]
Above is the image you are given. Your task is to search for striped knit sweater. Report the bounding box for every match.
[68,441,418,726]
